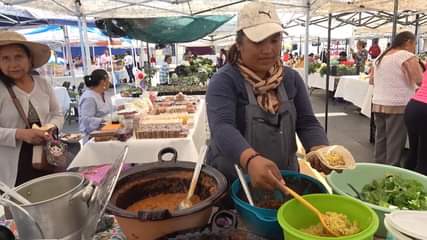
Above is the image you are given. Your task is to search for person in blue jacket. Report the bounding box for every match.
[206,2,333,190]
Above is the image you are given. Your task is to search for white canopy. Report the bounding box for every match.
[0,0,308,18]
[353,23,427,38]
[312,0,427,16]
[3,0,424,18]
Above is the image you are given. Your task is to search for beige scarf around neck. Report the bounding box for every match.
[238,60,284,113]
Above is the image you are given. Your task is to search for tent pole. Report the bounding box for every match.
[325,13,332,134]
[77,16,87,75]
[146,42,152,86]
[317,37,320,55]
[92,45,95,63]
[139,40,144,70]
[81,15,92,75]
[415,14,420,54]
[108,37,117,95]
[303,0,310,88]
[131,44,137,87]
[62,26,76,86]
[75,0,91,76]
[391,0,399,41]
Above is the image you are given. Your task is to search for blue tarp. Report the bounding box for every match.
[56,47,140,58]
[0,6,95,27]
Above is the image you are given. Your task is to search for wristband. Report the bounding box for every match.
[244,153,261,170]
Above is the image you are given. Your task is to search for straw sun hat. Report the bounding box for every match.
[0,31,50,68]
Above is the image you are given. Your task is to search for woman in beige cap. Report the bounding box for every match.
[206,2,333,190]
[0,31,63,186]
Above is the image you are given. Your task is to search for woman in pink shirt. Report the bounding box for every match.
[404,66,427,175]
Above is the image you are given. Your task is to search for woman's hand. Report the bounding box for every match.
[247,155,283,191]
[16,129,50,145]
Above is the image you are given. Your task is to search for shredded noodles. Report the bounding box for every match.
[302,212,360,237]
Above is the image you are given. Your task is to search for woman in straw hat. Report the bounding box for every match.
[0,31,63,187]
[206,2,334,191]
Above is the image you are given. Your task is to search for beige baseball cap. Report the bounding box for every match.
[237,1,284,43]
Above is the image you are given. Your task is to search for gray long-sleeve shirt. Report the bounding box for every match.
[206,64,328,163]
[78,89,112,135]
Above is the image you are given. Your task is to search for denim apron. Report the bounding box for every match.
[208,73,299,183]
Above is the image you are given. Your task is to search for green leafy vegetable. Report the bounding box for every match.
[360,174,427,210]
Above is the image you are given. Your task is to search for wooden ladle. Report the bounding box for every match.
[268,171,339,237]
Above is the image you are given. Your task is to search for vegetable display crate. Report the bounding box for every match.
[326,163,427,237]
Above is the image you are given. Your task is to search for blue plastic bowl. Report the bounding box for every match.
[231,170,327,240]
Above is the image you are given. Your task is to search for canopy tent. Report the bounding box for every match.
[0,0,308,18]
[0,5,46,27]
[353,23,427,38]
[0,4,96,27]
[95,15,233,44]
[311,0,427,17]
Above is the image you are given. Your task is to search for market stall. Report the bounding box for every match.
[68,96,207,169]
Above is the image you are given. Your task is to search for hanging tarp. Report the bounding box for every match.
[95,15,233,44]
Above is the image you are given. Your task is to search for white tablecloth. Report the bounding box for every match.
[68,99,208,169]
[294,69,335,92]
[308,73,335,91]
[334,75,371,117]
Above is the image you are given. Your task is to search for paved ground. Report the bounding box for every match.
[309,89,375,163]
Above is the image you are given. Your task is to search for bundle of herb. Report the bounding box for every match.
[360,174,427,210]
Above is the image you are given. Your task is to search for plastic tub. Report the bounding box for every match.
[326,163,427,237]
[384,216,412,240]
[277,194,379,240]
[231,170,327,240]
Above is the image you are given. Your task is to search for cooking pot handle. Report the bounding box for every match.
[211,210,238,232]
[70,181,95,206]
[137,209,172,221]
[158,147,178,163]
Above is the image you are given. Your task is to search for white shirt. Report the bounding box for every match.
[123,55,133,66]
[0,76,64,187]
[373,50,416,106]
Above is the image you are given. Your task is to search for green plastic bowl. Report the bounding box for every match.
[277,194,379,240]
[326,163,427,237]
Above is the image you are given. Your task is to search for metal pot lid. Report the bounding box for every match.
[81,145,129,239]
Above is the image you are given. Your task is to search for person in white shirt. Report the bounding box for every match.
[123,51,135,83]
[100,49,111,70]
[372,31,423,167]
[0,31,64,186]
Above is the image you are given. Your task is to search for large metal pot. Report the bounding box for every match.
[108,147,228,240]
[8,172,94,239]
[2,146,129,240]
